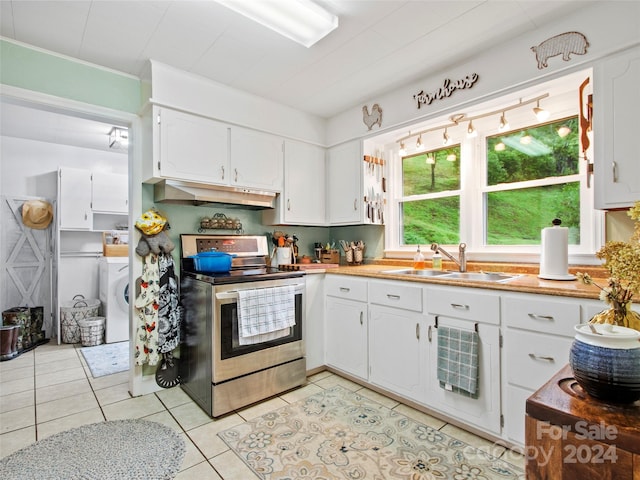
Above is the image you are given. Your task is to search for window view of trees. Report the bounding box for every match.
[486,117,580,245]
[401,146,460,245]
[399,116,581,247]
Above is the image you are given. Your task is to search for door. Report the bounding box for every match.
[156,106,230,185]
[325,296,367,379]
[369,305,427,402]
[230,127,283,191]
[427,315,502,435]
[327,141,362,224]
[1,195,54,339]
[92,172,128,213]
[58,167,92,230]
[283,140,325,224]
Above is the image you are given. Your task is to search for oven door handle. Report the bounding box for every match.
[215,283,305,300]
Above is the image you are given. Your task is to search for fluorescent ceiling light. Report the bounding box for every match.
[216,0,338,48]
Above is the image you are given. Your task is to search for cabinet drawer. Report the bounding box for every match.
[505,329,572,391]
[325,275,367,302]
[503,295,579,337]
[369,280,422,312]
[425,286,499,324]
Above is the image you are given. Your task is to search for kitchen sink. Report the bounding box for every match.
[382,268,453,277]
[440,271,518,283]
[382,269,518,283]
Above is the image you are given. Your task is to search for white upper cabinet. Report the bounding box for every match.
[92,172,128,214]
[327,140,362,225]
[594,45,640,209]
[230,127,283,192]
[263,139,325,225]
[58,167,93,230]
[152,106,230,185]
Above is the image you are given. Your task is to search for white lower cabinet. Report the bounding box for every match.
[324,276,368,380]
[369,307,427,402]
[426,314,502,435]
[501,293,592,446]
[368,280,426,403]
[322,275,606,445]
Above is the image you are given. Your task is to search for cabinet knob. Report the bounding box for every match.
[416,323,420,340]
[287,199,291,211]
[527,313,554,321]
[612,161,618,183]
[353,199,357,211]
[221,166,225,180]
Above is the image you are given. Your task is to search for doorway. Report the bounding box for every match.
[0,95,133,367]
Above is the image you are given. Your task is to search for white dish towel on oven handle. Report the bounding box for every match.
[237,285,296,346]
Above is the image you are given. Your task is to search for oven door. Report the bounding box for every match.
[212,277,305,383]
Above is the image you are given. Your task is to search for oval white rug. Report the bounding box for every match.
[0,419,185,480]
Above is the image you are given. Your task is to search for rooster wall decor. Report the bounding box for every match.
[362,104,383,130]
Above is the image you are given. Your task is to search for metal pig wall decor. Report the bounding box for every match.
[531,31,589,69]
[362,104,383,130]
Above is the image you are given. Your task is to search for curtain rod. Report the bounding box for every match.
[396,93,550,144]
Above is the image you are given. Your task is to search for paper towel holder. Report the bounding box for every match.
[538,217,576,281]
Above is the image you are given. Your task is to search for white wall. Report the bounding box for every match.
[145,60,327,145]
[1,136,127,198]
[326,1,640,146]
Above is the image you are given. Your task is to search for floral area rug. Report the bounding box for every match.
[218,386,524,479]
[80,341,129,378]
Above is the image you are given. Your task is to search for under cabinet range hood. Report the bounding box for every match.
[153,180,276,209]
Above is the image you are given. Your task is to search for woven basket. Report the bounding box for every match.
[78,317,105,347]
[60,296,100,344]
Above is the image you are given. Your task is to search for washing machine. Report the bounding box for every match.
[99,257,129,343]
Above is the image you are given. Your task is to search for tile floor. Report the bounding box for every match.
[1,342,525,478]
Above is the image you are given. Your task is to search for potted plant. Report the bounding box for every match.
[569,201,640,403]
[577,201,640,331]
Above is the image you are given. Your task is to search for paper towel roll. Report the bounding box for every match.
[539,224,574,280]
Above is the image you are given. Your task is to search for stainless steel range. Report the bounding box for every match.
[179,234,306,417]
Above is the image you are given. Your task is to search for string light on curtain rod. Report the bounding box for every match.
[426,154,435,164]
[533,99,550,121]
[467,119,477,138]
[498,112,509,131]
[443,128,451,146]
[399,140,406,156]
[395,93,549,150]
[446,153,457,162]
[416,134,425,151]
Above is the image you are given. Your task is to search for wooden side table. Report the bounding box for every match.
[525,364,640,479]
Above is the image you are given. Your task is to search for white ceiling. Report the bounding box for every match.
[0,0,592,150]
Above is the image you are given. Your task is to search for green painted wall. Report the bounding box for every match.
[0,40,141,113]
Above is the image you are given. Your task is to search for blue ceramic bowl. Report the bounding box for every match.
[569,324,640,403]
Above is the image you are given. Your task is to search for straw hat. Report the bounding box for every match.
[22,200,54,230]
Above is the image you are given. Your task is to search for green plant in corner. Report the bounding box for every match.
[577,201,640,331]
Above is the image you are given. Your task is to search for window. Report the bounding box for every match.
[401,146,461,245]
[381,71,597,260]
[485,117,581,245]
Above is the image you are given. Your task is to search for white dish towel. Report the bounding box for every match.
[237,285,296,346]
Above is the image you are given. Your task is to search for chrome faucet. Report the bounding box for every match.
[430,242,467,272]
